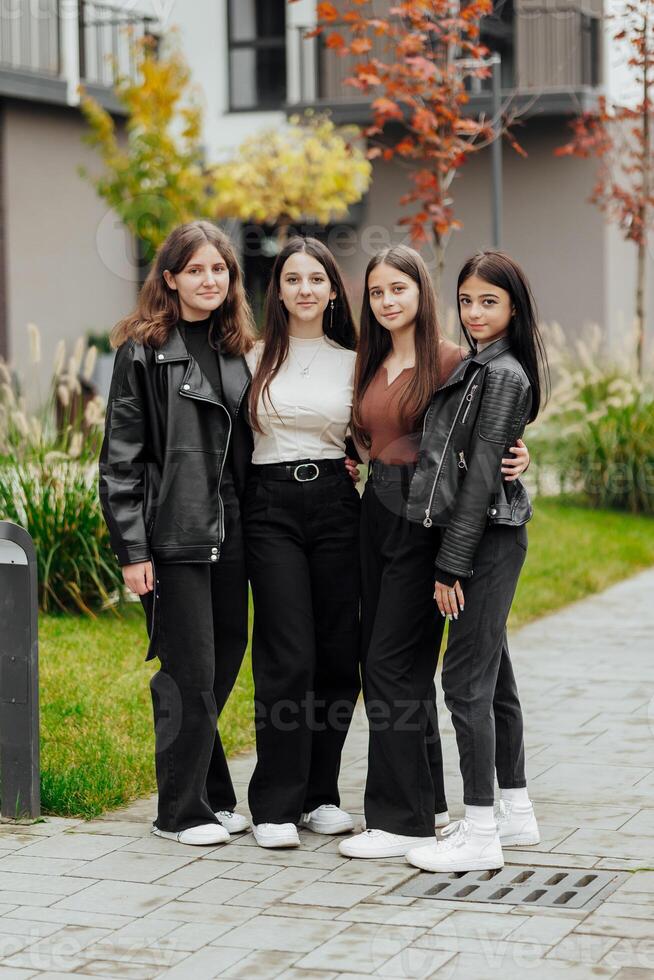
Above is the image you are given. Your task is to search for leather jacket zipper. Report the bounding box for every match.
[180,389,232,547]
[423,369,481,528]
[461,384,479,425]
[458,451,468,471]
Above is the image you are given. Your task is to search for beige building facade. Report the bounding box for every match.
[0,0,651,379]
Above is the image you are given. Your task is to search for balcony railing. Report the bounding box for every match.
[291,7,600,111]
[516,7,601,90]
[0,0,62,77]
[79,1,157,88]
[0,0,159,103]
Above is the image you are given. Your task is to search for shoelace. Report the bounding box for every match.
[495,799,511,822]
[216,810,234,819]
[438,819,470,849]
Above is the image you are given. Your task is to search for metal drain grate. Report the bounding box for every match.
[396,866,627,909]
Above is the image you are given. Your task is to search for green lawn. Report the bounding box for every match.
[39,498,654,819]
[510,498,654,628]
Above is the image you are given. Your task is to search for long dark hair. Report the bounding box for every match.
[456,250,549,421]
[111,221,255,355]
[249,236,357,432]
[352,245,441,448]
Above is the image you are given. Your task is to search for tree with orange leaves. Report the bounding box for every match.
[556,1,654,375]
[291,0,519,284]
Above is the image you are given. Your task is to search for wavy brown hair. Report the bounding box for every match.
[249,236,357,433]
[111,221,255,355]
[352,245,441,447]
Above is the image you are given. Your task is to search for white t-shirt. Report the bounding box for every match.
[245,335,357,465]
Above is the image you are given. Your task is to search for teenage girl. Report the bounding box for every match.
[404,250,548,872]
[244,237,362,848]
[339,246,537,861]
[100,221,254,846]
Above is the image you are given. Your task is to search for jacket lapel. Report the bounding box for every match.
[219,351,251,420]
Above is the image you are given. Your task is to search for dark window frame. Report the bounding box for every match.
[227,0,287,112]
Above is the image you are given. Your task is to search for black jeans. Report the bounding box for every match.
[144,497,249,833]
[442,524,528,806]
[244,464,361,825]
[360,465,447,837]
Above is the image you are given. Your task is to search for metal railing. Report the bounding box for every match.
[291,8,600,107]
[0,0,62,77]
[516,7,601,90]
[78,1,157,88]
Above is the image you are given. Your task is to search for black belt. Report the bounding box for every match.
[251,458,345,483]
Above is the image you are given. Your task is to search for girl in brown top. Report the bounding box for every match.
[339,245,529,859]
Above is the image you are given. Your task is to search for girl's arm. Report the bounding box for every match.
[98,343,151,571]
[435,368,531,591]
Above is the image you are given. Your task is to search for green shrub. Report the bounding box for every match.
[531,323,654,514]
[0,326,123,613]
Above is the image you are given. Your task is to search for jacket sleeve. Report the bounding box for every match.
[98,343,152,567]
[435,367,531,582]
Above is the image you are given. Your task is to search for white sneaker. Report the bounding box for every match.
[406,819,503,872]
[252,823,300,848]
[215,810,250,834]
[299,805,354,835]
[496,799,540,846]
[435,809,451,829]
[339,829,432,859]
[152,823,230,846]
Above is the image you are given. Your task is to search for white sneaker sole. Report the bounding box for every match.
[340,841,425,859]
[253,834,300,849]
[152,827,229,846]
[301,817,354,835]
[500,832,541,847]
[409,854,504,872]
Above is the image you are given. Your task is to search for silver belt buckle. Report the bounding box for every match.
[293,463,320,482]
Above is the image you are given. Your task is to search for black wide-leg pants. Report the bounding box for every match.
[360,466,447,837]
[442,524,528,806]
[244,466,361,825]
[144,501,249,833]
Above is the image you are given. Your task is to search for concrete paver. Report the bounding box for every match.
[0,567,651,978]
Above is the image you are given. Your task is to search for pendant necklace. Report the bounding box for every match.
[289,337,325,378]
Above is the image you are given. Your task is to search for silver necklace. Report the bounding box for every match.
[289,338,325,377]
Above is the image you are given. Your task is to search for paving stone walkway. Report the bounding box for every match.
[1,569,653,979]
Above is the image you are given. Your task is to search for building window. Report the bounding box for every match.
[228,0,287,111]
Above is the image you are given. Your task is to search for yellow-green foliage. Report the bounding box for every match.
[80,36,211,260]
[212,112,372,228]
[80,40,372,257]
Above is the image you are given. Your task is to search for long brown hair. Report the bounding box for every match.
[352,245,441,447]
[249,237,357,433]
[111,221,255,355]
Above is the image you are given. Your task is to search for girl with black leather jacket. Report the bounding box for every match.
[99,221,255,847]
[339,246,537,862]
[403,250,549,874]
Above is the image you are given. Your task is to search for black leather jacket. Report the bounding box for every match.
[406,337,533,582]
[99,326,252,567]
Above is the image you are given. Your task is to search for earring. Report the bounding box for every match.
[329,299,335,333]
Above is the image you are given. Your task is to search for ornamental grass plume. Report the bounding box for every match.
[0,326,123,613]
[530,322,654,513]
